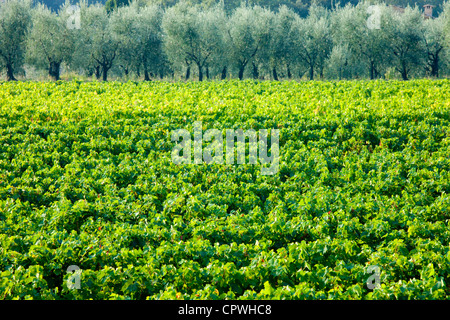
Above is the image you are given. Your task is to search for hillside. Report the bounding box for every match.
[34,0,106,11]
[37,0,447,16]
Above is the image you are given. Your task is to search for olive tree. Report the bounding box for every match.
[162,2,226,81]
[268,5,297,80]
[325,43,352,80]
[291,8,332,80]
[383,6,426,80]
[445,1,450,51]
[0,0,32,81]
[26,4,76,80]
[111,2,163,80]
[74,2,118,80]
[331,3,388,80]
[422,13,446,78]
[227,5,275,80]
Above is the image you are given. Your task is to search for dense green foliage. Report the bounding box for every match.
[37,0,447,16]
[3,0,450,82]
[105,0,130,12]
[1,79,450,299]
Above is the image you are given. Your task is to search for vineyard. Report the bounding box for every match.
[0,79,450,299]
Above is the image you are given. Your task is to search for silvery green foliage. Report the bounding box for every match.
[269,5,299,79]
[207,2,230,79]
[26,4,75,80]
[161,2,194,79]
[444,2,450,75]
[423,9,447,77]
[324,43,352,80]
[200,4,228,79]
[162,1,226,81]
[0,0,32,81]
[109,4,139,77]
[73,2,118,81]
[383,5,426,80]
[245,7,276,80]
[291,6,333,80]
[330,3,388,79]
[445,2,450,49]
[226,5,275,80]
[110,2,163,80]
